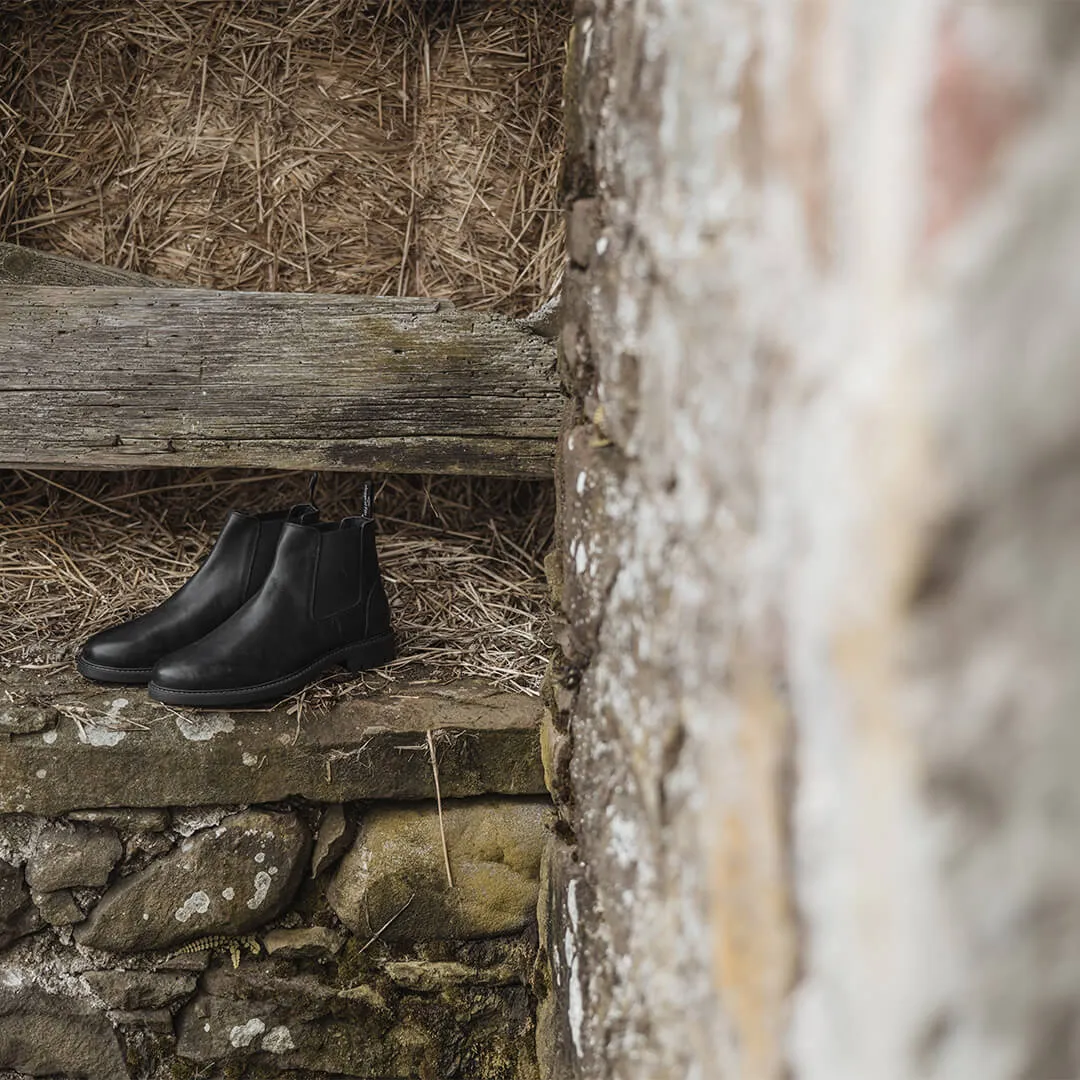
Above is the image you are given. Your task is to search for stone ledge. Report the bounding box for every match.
[0,667,544,813]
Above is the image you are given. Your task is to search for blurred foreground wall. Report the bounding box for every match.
[541,1,1080,1078]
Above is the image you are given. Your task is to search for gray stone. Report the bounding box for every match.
[0,671,544,813]
[106,1008,173,1034]
[68,809,169,833]
[32,888,83,926]
[311,803,353,877]
[0,862,28,924]
[0,704,56,736]
[73,809,310,953]
[0,906,42,951]
[383,959,521,991]
[175,971,334,1064]
[155,952,210,973]
[0,1013,127,1080]
[263,926,346,960]
[25,824,121,892]
[170,807,230,837]
[82,969,198,1010]
[535,837,597,1080]
[551,2,1080,1075]
[327,797,553,941]
[540,705,572,807]
[122,830,174,864]
[175,966,537,1077]
[568,198,598,269]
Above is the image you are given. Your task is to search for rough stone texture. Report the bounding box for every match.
[81,969,198,1010]
[106,1008,173,1034]
[310,803,353,878]
[0,906,42,951]
[263,926,347,960]
[0,1015,127,1080]
[553,1,1080,1079]
[74,809,310,952]
[383,959,522,991]
[328,797,553,941]
[0,988,127,1080]
[535,838,597,1080]
[25,823,122,892]
[175,965,539,1078]
[0,862,28,924]
[32,888,83,927]
[0,804,542,1079]
[539,705,572,810]
[0,703,56,735]
[0,671,545,812]
[68,809,169,833]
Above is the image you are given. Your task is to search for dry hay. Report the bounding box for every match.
[0,0,569,314]
[0,469,555,701]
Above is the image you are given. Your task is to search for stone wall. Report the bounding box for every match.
[0,671,552,1079]
[544,1,1080,1078]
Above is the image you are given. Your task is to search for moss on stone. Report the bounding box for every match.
[333,933,382,989]
[169,1059,199,1080]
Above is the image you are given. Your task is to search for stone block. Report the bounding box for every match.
[568,198,599,269]
[74,809,310,953]
[0,905,42,950]
[0,671,544,813]
[68,809,169,833]
[327,797,553,941]
[0,1013,127,1080]
[32,888,82,927]
[0,862,28,924]
[106,1008,173,1034]
[0,703,56,735]
[25,824,121,892]
[535,837,597,1080]
[382,959,522,991]
[310,803,353,878]
[540,706,572,805]
[175,965,538,1078]
[82,969,198,1010]
[559,427,627,658]
[263,926,346,960]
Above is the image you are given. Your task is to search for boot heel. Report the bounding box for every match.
[342,634,396,672]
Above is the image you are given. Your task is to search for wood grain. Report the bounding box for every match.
[0,286,561,476]
[0,242,165,287]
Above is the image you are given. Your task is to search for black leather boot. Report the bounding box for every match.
[147,514,395,707]
[76,504,319,684]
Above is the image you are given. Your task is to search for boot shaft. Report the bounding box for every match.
[272,516,390,636]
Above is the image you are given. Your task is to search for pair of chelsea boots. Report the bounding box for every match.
[76,496,395,707]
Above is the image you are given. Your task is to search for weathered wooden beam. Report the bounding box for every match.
[0,242,165,287]
[0,286,561,476]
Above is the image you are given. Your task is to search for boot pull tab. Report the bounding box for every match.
[307,470,320,510]
[361,481,373,521]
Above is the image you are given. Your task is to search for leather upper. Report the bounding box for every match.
[79,504,318,672]
[151,517,391,694]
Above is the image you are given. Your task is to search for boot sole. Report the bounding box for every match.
[76,655,154,685]
[146,633,397,708]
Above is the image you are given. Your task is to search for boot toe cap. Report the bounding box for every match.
[149,651,205,693]
[79,627,155,674]
[150,646,244,696]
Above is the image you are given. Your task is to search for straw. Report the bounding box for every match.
[0,469,555,699]
[0,0,569,315]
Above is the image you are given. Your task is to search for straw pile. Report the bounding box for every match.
[0,470,555,700]
[0,0,569,314]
